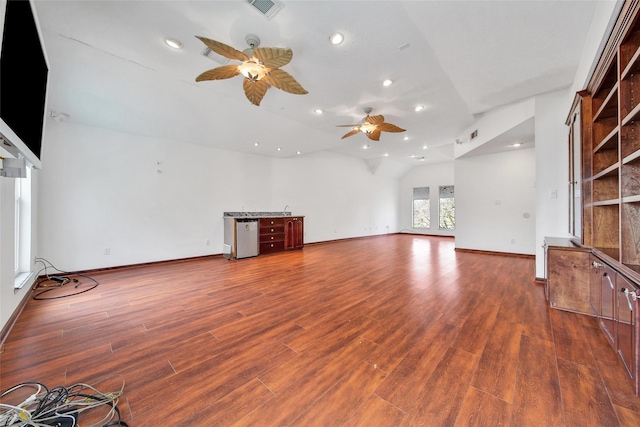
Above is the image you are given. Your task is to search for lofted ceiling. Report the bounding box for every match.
[33,0,600,166]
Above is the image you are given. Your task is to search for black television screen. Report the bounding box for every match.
[0,0,49,169]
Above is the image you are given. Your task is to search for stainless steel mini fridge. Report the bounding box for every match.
[235,219,259,258]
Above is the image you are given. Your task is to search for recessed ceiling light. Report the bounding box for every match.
[384,153,389,157]
[363,144,369,150]
[313,108,323,114]
[403,136,409,141]
[410,155,416,158]
[277,147,281,151]
[330,32,344,45]
[297,151,301,155]
[419,158,425,161]
[164,38,183,49]
[415,105,425,112]
[512,143,522,147]
[254,142,259,147]
[383,79,393,87]
[423,145,428,149]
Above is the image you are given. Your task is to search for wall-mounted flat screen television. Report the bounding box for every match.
[0,0,49,169]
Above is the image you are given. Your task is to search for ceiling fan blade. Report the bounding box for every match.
[377,123,406,133]
[243,78,269,106]
[253,47,293,69]
[263,69,308,94]
[341,129,362,139]
[336,124,361,128]
[366,129,382,141]
[196,36,249,62]
[365,115,384,125]
[195,65,241,82]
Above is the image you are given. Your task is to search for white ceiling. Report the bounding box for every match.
[33,0,599,166]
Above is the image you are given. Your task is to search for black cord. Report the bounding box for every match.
[1,379,128,426]
[32,257,99,300]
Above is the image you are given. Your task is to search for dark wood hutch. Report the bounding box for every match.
[550,0,640,396]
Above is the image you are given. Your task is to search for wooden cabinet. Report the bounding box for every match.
[259,216,304,254]
[285,217,304,250]
[616,272,638,381]
[259,217,285,254]
[576,1,640,267]
[544,237,591,314]
[567,2,640,395]
[590,253,640,394]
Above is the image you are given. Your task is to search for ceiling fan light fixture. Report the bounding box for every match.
[360,122,376,134]
[238,60,266,81]
[165,38,183,49]
[330,32,344,45]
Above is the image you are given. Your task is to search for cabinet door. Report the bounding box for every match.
[547,247,590,314]
[601,265,617,347]
[589,255,602,317]
[284,218,304,250]
[294,218,304,249]
[617,274,638,380]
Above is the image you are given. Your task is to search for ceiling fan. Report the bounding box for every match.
[195,34,308,106]
[337,108,406,141]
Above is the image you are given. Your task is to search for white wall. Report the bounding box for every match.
[398,161,455,236]
[0,155,39,330]
[455,148,536,255]
[534,89,572,278]
[272,151,399,241]
[531,0,622,278]
[37,121,400,272]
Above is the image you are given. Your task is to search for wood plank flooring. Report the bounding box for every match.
[2,234,640,426]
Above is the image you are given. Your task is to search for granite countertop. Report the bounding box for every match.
[224,211,303,218]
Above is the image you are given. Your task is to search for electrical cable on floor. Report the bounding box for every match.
[0,375,128,427]
[32,257,99,300]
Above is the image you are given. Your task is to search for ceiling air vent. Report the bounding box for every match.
[245,0,284,20]
[201,47,230,65]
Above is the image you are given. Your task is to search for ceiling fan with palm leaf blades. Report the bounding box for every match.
[195,34,308,106]
[337,108,406,141]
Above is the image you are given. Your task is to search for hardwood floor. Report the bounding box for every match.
[2,234,640,426]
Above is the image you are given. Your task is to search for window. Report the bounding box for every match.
[14,169,33,289]
[14,178,20,274]
[439,185,455,230]
[413,187,430,228]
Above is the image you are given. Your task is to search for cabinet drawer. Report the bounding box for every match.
[260,241,284,254]
[259,218,285,227]
[260,225,284,235]
[260,232,284,243]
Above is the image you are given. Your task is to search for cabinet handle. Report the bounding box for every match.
[605,273,614,289]
[271,228,274,232]
[621,288,637,311]
[270,221,274,225]
[271,236,274,240]
[270,243,274,247]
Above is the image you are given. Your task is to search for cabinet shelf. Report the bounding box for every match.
[594,127,619,153]
[592,162,620,180]
[622,101,640,126]
[592,199,622,207]
[621,44,640,80]
[624,149,640,165]
[594,82,619,122]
